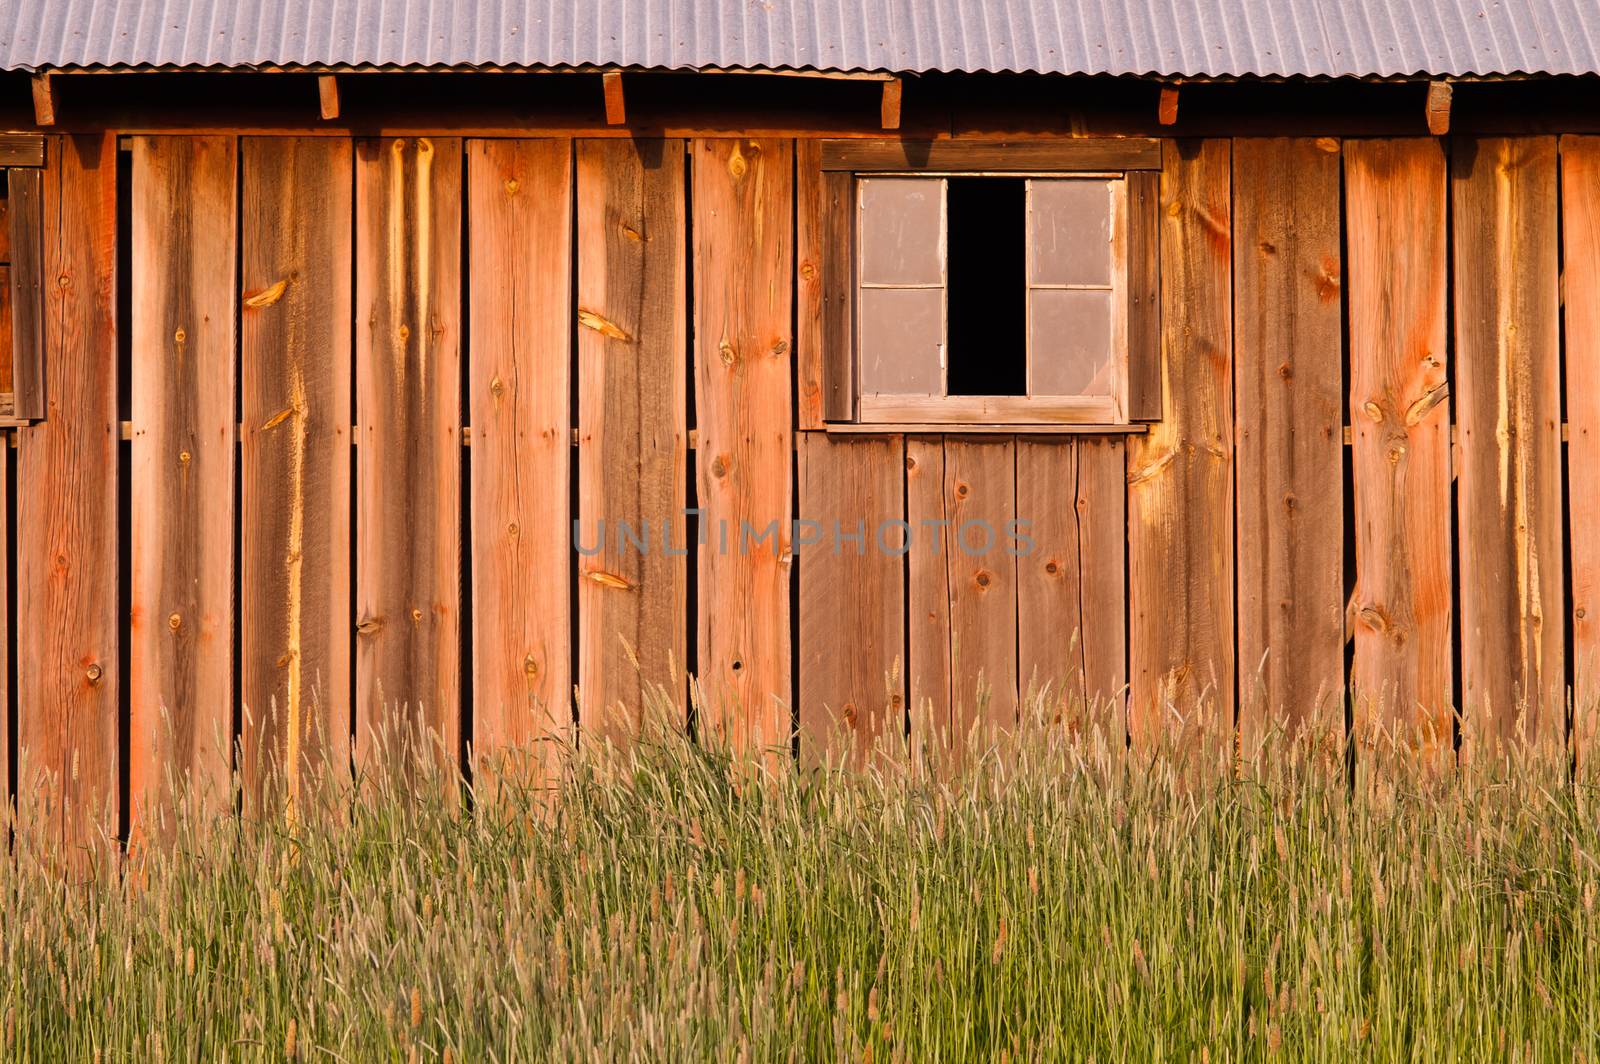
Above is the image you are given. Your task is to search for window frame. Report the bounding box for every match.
[815,138,1162,431]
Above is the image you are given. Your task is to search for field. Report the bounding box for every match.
[3,700,1599,1061]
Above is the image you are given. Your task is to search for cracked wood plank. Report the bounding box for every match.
[575,138,687,745]
[129,135,237,832]
[1127,139,1235,755]
[692,138,794,760]
[17,135,119,868]
[1232,138,1346,755]
[1563,134,1600,778]
[467,139,573,782]
[355,137,462,774]
[797,431,905,768]
[1453,136,1564,765]
[1345,138,1452,764]
[240,137,353,813]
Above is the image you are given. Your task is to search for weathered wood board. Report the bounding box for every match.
[906,436,953,767]
[796,139,854,426]
[1231,138,1346,751]
[355,137,463,771]
[7,166,46,420]
[575,138,688,744]
[17,134,119,860]
[1452,136,1564,764]
[691,138,794,758]
[1016,439,1084,715]
[467,138,573,776]
[1564,134,1600,775]
[945,436,1019,757]
[1127,139,1235,751]
[1075,437,1128,729]
[239,136,354,809]
[129,135,238,827]
[1344,138,1453,761]
[797,431,906,766]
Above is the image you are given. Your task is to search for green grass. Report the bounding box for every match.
[4,703,1599,1061]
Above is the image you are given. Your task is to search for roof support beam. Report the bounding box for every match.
[602,70,626,125]
[880,77,902,130]
[1158,83,1180,126]
[1426,80,1452,135]
[318,74,340,120]
[30,72,55,127]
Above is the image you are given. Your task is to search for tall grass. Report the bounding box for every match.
[3,697,1599,1061]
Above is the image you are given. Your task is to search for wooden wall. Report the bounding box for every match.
[7,130,1600,851]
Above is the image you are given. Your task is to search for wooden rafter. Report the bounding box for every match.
[602,71,626,125]
[318,74,340,120]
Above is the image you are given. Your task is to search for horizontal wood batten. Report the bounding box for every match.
[821,138,1163,171]
[818,423,1147,435]
[0,134,46,167]
[857,394,1118,424]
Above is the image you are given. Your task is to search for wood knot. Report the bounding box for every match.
[1258,240,1277,256]
[507,522,519,537]
[621,225,643,242]
[1044,560,1060,575]
[842,702,858,728]
[800,261,818,281]
[975,570,992,589]
[1362,401,1384,423]
[85,663,103,684]
[771,339,789,358]
[179,450,192,465]
[356,617,382,635]
[167,612,182,631]
[730,658,743,673]
[524,654,539,677]
[711,454,729,478]
[1277,361,1292,380]
[410,606,423,623]
[398,324,411,342]
[174,327,187,343]
[727,146,748,180]
[490,377,505,398]
[1579,607,1589,620]
[955,481,969,498]
[505,178,520,195]
[719,339,737,366]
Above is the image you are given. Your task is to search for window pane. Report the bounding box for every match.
[1028,289,1114,395]
[859,288,943,395]
[859,178,944,285]
[1029,178,1113,286]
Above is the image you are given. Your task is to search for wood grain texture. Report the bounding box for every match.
[1452,136,1564,764]
[1231,138,1346,751]
[1344,138,1453,760]
[1075,437,1128,725]
[575,138,687,743]
[821,138,1162,172]
[1016,439,1083,716]
[468,139,573,773]
[355,137,463,771]
[906,436,952,767]
[8,166,45,419]
[1127,139,1235,750]
[1564,135,1600,775]
[1125,169,1161,421]
[16,134,119,861]
[945,436,1019,759]
[239,137,353,809]
[796,140,854,425]
[129,135,238,827]
[691,138,794,758]
[797,432,906,766]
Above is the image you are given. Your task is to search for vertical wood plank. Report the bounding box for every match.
[1016,439,1084,716]
[1076,436,1128,728]
[467,138,572,775]
[797,432,906,766]
[8,167,44,420]
[1125,169,1161,421]
[1232,138,1347,752]
[129,135,238,826]
[1564,134,1600,776]
[691,138,794,758]
[1127,139,1235,751]
[796,139,854,426]
[946,436,1018,760]
[1344,138,1452,761]
[906,436,952,767]
[17,134,119,860]
[355,137,462,771]
[239,137,353,809]
[575,138,688,743]
[1452,136,1564,764]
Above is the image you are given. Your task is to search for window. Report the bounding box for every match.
[817,138,1161,428]
[0,133,47,422]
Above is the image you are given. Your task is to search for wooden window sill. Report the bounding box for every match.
[821,422,1148,436]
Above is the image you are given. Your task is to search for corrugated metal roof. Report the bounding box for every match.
[1,0,1598,78]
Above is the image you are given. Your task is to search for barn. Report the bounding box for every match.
[0,0,1596,846]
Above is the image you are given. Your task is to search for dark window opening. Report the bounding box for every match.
[946,177,1026,396]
